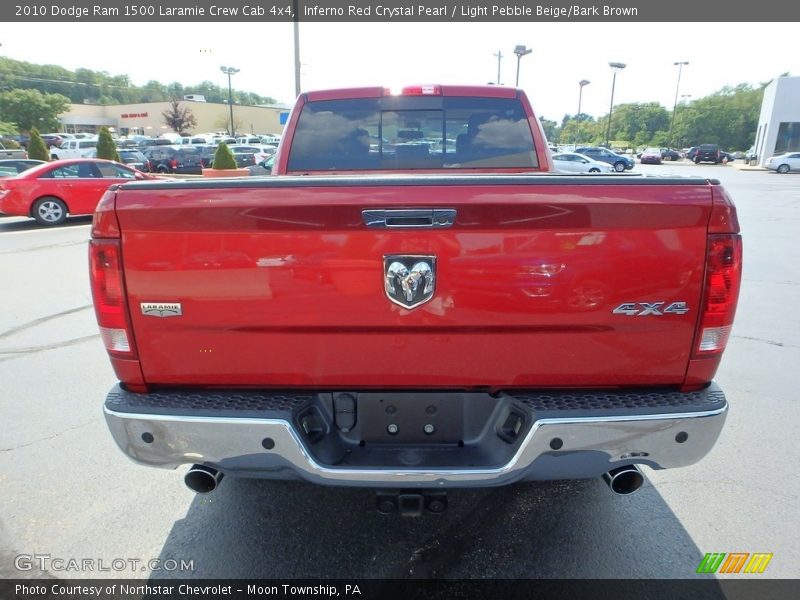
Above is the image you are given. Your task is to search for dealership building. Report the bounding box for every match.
[753,76,800,166]
[57,98,291,138]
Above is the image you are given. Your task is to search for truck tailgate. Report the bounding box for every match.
[115,175,713,388]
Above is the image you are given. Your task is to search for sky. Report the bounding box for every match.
[1,22,796,121]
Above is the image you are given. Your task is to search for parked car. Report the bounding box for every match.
[551,152,614,173]
[116,149,150,171]
[260,134,281,145]
[89,148,150,172]
[3,135,30,149]
[745,146,758,163]
[143,145,204,174]
[765,152,800,174]
[174,135,214,146]
[40,134,66,148]
[137,138,175,150]
[235,136,263,145]
[692,144,721,164]
[227,144,261,168]
[660,148,681,161]
[573,147,634,171]
[50,139,98,160]
[0,159,46,176]
[640,148,663,165]
[0,142,28,159]
[0,158,154,225]
[258,154,276,174]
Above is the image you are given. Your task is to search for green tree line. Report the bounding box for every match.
[0,57,276,107]
[541,78,786,151]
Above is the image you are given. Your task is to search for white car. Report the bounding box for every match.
[765,152,800,174]
[552,152,614,173]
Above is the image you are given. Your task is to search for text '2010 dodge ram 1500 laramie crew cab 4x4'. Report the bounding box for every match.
[91,85,741,514]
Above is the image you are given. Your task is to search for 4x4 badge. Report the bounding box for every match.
[612,302,689,316]
[383,256,436,309]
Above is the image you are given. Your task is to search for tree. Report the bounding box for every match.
[0,88,70,132]
[27,128,49,161]
[0,121,19,136]
[671,83,763,150]
[161,99,197,134]
[539,117,559,143]
[212,142,237,170]
[559,116,602,145]
[96,127,120,162]
[606,103,670,146]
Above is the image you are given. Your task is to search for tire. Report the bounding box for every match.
[156,165,170,174]
[589,168,600,173]
[32,197,67,226]
[694,158,701,164]
[613,162,625,172]
[777,164,790,174]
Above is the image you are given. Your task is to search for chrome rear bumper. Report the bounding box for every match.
[104,385,728,488]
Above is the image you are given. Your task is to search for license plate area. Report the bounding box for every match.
[357,393,464,444]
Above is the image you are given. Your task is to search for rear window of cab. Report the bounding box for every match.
[287,96,538,171]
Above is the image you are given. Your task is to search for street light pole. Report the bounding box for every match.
[669,61,689,146]
[605,62,626,148]
[493,50,503,85]
[220,66,240,137]
[513,45,532,87]
[293,0,301,97]
[578,79,590,116]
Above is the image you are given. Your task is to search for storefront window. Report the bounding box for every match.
[776,122,800,154]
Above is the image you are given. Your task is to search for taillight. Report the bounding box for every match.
[169,158,178,169]
[89,240,137,359]
[89,188,135,359]
[694,234,742,357]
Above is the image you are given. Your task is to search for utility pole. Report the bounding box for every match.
[493,51,503,85]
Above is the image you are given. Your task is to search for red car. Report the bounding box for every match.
[639,147,663,165]
[0,158,154,226]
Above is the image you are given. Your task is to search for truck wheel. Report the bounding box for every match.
[32,197,67,226]
[777,164,790,174]
[694,158,701,164]
[157,165,170,174]
[613,162,625,172]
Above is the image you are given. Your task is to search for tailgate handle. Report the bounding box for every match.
[362,209,456,229]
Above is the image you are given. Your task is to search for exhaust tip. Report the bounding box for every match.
[185,465,223,494]
[602,465,644,495]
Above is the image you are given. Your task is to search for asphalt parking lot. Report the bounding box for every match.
[0,162,798,580]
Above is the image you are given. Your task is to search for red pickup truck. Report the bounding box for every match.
[91,85,741,514]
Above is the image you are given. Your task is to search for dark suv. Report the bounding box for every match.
[693,144,721,164]
[143,146,204,174]
[573,147,635,172]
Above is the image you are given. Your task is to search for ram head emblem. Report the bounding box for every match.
[383,256,436,309]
